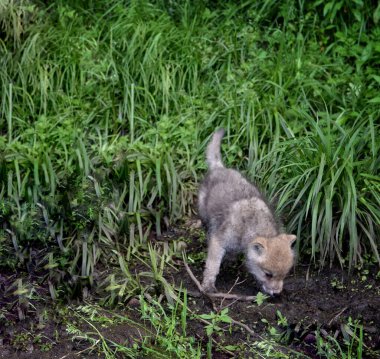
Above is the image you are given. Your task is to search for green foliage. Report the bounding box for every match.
[315,318,365,359]
[198,308,232,337]
[273,116,380,267]
[255,291,269,306]
[65,299,203,358]
[0,0,379,297]
[198,308,232,358]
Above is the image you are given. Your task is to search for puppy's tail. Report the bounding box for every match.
[206,128,225,170]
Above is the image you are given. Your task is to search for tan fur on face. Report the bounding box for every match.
[247,235,296,295]
[252,235,296,272]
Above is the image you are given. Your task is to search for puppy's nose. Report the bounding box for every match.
[263,284,282,296]
[271,291,281,297]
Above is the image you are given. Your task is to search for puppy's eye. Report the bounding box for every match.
[264,271,273,279]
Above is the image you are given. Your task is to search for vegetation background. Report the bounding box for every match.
[0,0,379,357]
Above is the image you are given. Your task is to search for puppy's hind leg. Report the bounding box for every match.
[202,235,225,293]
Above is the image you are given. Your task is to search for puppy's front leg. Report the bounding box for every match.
[202,235,225,292]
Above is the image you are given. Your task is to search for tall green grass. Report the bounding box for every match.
[0,0,379,294]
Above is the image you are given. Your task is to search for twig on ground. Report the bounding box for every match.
[220,276,245,309]
[181,256,218,311]
[182,252,203,290]
[328,306,348,326]
[182,251,257,337]
[182,252,257,302]
[220,296,240,311]
[229,317,256,336]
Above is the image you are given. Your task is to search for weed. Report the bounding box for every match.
[330,277,345,290]
[255,291,269,306]
[198,308,232,357]
[315,318,366,359]
[65,297,202,358]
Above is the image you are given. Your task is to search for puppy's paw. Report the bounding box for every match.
[201,282,217,293]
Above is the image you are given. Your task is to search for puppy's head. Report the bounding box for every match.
[246,234,296,295]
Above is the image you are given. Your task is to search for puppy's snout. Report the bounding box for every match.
[263,281,283,296]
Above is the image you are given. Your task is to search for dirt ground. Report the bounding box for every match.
[1,225,380,358]
[171,224,380,358]
[172,260,380,358]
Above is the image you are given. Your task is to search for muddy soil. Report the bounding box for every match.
[170,260,380,357]
[167,223,380,358]
[1,224,379,358]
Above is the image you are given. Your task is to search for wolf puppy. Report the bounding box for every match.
[198,129,296,295]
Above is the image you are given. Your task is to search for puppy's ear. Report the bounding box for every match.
[278,234,296,247]
[251,237,267,256]
[286,234,297,249]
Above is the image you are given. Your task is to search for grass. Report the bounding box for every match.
[0,0,379,357]
[0,0,378,274]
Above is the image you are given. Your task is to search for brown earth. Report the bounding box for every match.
[1,224,379,358]
[167,223,380,358]
[170,259,380,358]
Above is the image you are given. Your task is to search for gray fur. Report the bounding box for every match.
[198,129,296,295]
[205,128,225,170]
